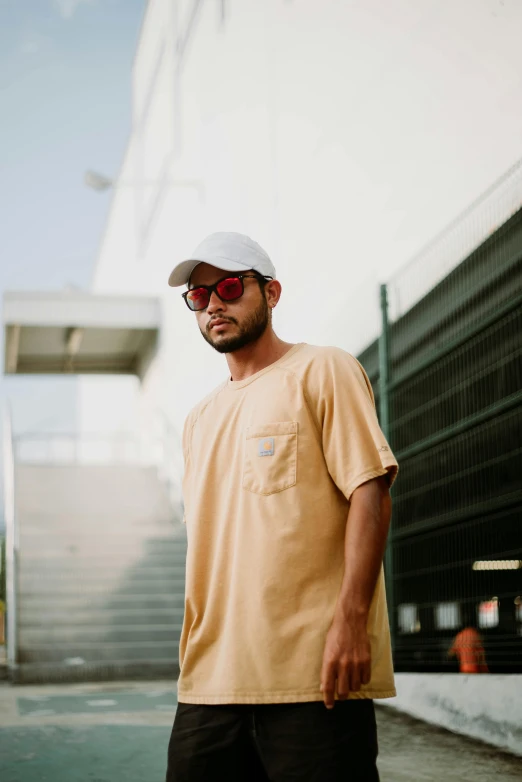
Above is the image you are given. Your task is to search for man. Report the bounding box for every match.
[166,232,398,781]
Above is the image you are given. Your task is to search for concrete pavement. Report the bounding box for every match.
[377,707,521,781]
[0,680,520,781]
[0,680,175,782]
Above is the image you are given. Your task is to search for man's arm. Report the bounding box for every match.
[320,475,392,708]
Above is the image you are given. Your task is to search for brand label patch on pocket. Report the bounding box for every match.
[258,437,275,457]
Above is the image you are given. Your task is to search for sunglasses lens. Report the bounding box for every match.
[216,277,243,301]
[186,288,209,311]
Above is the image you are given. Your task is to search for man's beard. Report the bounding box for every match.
[200,296,270,354]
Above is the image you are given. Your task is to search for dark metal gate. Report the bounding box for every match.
[359,205,522,673]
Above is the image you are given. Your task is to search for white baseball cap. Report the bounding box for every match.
[168,231,276,287]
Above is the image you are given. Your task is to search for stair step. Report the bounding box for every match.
[20,549,186,567]
[18,567,186,586]
[19,641,180,664]
[142,540,186,551]
[19,578,185,597]
[20,624,183,645]
[19,535,177,551]
[20,604,185,626]
[19,513,175,526]
[19,560,186,572]
[20,593,181,611]
[19,547,187,573]
[13,660,180,684]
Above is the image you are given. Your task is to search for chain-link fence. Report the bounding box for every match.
[358,160,522,673]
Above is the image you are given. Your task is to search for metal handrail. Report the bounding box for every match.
[3,405,17,673]
[13,432,143,465]
[388,156,522,321]
[150,409,184,515]
[13,412,185,517]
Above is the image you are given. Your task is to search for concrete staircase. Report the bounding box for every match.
[14,464,186,683]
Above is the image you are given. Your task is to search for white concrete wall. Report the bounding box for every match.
[82,0,522,436]
[381,673,522,756]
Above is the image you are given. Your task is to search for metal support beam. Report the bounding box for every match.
[379,286,390,437]
[5,325,21,374]
[379,284,395,645]
[3,405,18,673]
[64,327,84,372]
[65,327,84,356]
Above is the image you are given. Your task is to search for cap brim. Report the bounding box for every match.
[168,257,249,287]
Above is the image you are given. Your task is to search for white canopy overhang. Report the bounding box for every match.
[3,291,160,378]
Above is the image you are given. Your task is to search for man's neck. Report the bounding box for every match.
[226,330,296,381]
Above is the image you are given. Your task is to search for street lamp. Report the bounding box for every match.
[84,170,113,192]
[84,170,205,200]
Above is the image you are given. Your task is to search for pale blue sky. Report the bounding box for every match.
[0,0,145,524]
[1,0,144,291]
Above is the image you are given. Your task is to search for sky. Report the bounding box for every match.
[0,0,145,524]
[1,0,144,291]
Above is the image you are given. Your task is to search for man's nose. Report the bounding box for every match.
[206,290,225,315]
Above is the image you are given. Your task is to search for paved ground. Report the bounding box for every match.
[377,708,521,781]
[0,680,520,781]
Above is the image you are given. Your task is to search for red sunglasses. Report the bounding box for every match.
[182,274,272,312]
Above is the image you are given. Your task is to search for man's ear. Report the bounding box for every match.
[266,279,282,308]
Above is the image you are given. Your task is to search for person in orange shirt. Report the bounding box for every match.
[449,625,489,673]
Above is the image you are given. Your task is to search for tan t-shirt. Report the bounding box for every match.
[178,343,398,704]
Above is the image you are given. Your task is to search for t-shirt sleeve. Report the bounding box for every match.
[305,349,398,501]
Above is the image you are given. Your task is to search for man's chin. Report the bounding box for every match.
[201,330,237,354]
[208,337,233,354]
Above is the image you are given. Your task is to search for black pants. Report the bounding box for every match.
[166,700,380,781]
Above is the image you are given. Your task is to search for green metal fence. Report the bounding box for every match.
[358,168,522,673]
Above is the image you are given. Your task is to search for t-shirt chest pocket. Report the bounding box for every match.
[242,421,298,495]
